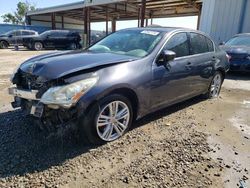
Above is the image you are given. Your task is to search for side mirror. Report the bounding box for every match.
[157,50,176,68]
[8,34,13,38]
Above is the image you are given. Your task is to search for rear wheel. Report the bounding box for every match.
[0,41,8,49]
[79,94,133,145]
[69,42,77,50]
[33,42,43,51]
[206,71,223,99]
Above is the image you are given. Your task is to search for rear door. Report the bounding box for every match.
[151,32,196,109]
[187,32,215,93]
[45,31,60,48]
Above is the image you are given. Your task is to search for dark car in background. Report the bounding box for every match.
[220,33,250,72]
[22,30,81,51]
[8,27,229,144]
[0,29,38,49]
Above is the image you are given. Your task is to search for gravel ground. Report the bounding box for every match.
[0,49,249,187]
[0,97,222,188]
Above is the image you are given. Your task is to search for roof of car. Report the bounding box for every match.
[234,33,250,37]
[121,26,198,33]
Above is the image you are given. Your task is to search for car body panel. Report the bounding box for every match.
[10,27,228,123]
[0,30,38,46]
[22,30,81,50]
[220,34,250,72]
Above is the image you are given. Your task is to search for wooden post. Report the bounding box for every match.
[106,6,109,35]
[88,8,91,45]
[140,0,146,27]
[84,7,90,47]
[61,16,64,29]
[137,7,140,27]
[196,8,201,30]
[112,18,116,33]
[51,13,56,30]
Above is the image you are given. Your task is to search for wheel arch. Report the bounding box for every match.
[216,67,226,81]
[85,87,139,121]
[0,40,9,46]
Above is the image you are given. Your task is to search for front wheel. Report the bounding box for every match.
[79,94,133,145]
[206,71,223,99]
[33,42,43,51]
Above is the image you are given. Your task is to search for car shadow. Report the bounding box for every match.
[134,95,204,129]
[226,72,250,81]
[0,95,205,179]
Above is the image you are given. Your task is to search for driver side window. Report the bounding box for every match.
[164,32,190,58]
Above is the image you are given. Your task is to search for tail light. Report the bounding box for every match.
[226,54,231,62]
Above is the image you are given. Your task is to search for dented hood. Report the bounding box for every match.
[20,50,138,79]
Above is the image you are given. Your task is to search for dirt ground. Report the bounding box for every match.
[0,49,249,188]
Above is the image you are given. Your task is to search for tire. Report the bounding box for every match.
[205,71,223,99]
[0,41,9,49]
[33,42,43,51]
[79,94,133,145]
[69,42,77,50]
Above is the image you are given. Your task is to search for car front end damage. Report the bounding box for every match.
[9,69,98,130]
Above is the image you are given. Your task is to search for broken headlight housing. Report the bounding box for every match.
[40,76,98,108]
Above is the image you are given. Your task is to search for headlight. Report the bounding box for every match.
[40,76,98,108]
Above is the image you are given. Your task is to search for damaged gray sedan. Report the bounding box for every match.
[9,27,229,144]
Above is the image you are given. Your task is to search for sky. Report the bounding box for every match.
[0,0,198,30]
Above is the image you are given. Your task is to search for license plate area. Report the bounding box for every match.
[8,87,39,100]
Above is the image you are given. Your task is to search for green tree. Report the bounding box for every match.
[1,1,36,25]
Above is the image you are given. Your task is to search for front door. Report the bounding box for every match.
[150,32,195,110]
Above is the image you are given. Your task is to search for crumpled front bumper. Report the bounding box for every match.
[8,87,44,117]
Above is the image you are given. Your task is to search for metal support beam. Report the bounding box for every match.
[51,13,56,29]
[140,0,146,27]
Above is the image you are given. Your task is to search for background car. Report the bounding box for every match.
[22,30,81,50]
[220,33,250,72]
[0,29,38,49]
[9,27,229,144]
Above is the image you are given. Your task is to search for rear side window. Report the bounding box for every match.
[190,33,209,54]
[206,38,214,52]
[164,32,190,58]
[22,31,34,35]
[15,31,22,36]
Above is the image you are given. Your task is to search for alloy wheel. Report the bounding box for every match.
[70,43,77,50]
[210,73,222,98]
[96,101,130,141]
[34,42,43,50]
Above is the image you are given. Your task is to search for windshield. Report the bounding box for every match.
[88,30,164,58]
[40,31,50,37]
[3,30,14,36]
[225,35,250,47]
